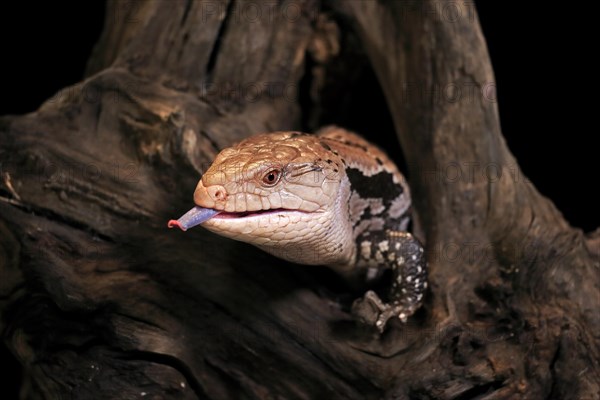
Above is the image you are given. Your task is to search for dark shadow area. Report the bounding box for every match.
[476,2,597,232]
[0,1,105,115]
[0,344,21,399]
[298,13,406,174]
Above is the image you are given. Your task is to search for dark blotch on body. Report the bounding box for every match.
[346,168,404,205]
[320,141,332,151]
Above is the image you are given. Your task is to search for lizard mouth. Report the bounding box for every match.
[168,206,304,231]
[212,208,295,219]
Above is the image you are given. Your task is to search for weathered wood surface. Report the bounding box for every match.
[1,1,598,398]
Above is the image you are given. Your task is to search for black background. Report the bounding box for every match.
[0,1,597,397]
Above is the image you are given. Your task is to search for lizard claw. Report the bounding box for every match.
[352,291,384,327]
[352,290,392,332]
[351,290,412,333]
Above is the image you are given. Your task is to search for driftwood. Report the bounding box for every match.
[1,1,598,398]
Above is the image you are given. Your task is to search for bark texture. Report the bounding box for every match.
[1,1,598,399]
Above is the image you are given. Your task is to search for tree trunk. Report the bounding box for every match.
[1,1,598,399]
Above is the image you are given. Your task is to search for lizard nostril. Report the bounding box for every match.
[208,185,227,201]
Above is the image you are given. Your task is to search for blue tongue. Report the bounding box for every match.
[168,207,221,231]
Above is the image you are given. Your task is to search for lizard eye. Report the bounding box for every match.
[261,169,281,186]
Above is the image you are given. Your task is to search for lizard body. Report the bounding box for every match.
[169,126,427,331]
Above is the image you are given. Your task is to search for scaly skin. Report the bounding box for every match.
[189,126,427,331]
